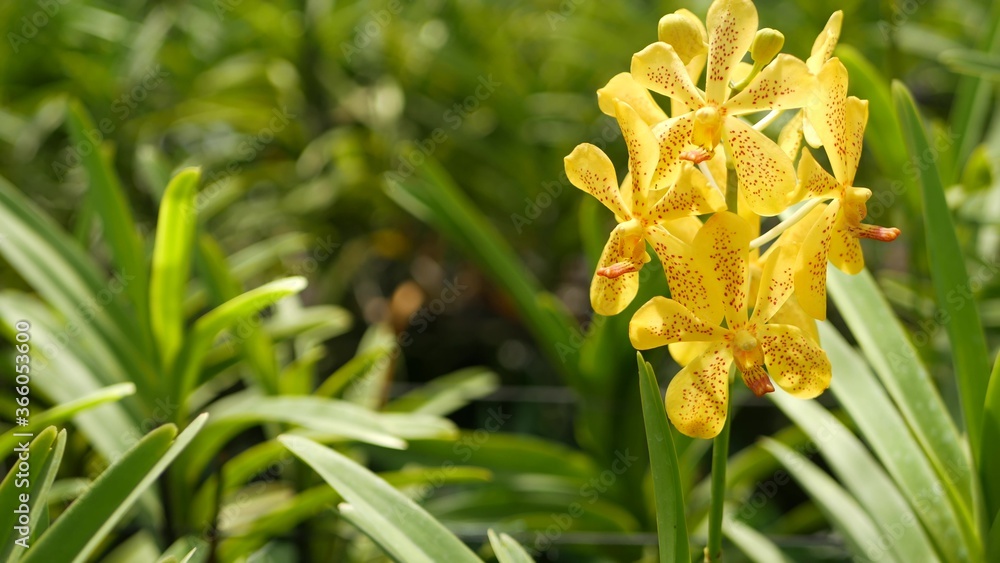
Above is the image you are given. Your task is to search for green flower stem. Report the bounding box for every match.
[705,378,733,562]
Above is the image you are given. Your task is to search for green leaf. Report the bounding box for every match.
[948,4,1000,181]
[723,518,794,563]
[760,438,890,561]
[315,346,395,398]
[820,323,974,562]
[171,277,307,410]
[487,529,534,563]
[0,178,155,399]
[279,435,481,563]
[827,268,973,512]
[637,353,688,563]
[385,158,580,383]
[24,414,207,563]
[0,428,64,562]
[894,81,991,463]
[983,351,1000,533]
[384,367,499,415]
[941,49,1000,78]
[65,100,151,352]
[0,383,135,458]
[769,391,940,563]
[181,393,443,483]
[150,167,202,370]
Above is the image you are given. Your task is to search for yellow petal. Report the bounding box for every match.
[759,323,831,398]
[629,296,728,350]
[705,0,758,104]
[806,58,864,185]
[803,115,823,148]
[665,341,733,439]
[648,166,727,221]
[565,143,630,220]
[777,110,805,160]
[723,116,796,216]
[597,73,668,126]
[591,225,645,316]
[750,244,795,326]
[661,215,702,244]
[769,294,820,344]
[842,96,869,186]
[631,42,705,112]
[830,215,865,274]
[725,55,817,116]
[695,211,752,327]
[650,114,695,191]
[669,340,713,366]
[793,200,840,320]
[807,11,843,74]
[797,148,840,199]
[646,224,725,325]
[616,101,659,215]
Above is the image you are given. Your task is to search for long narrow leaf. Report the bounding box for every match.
[637,353,688,563]
[279,435,481,563]
[23,415,207,563]
[150,167,202,370]
[894,82,991,464]
[488,529,534,563]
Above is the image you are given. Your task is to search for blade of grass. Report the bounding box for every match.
[828,268,973,512]
[65,100,152,354]
[894,82,991,465]
[23,415,207,563]
[150,168,202,371]
[488,529,534,563]
[983,352,1000,532]
[0,428,61,562]
[770,391,941,563]
[279,435,481,563]
[949,4,1000,182]
[637,353,689,563]
[723,518,794,563]
[0,383,134,457]
[760,438,896,562]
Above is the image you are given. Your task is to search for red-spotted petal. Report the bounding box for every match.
[616,100,660,217]
[794,200,840,320]
[597,73,668,126]
[665,341,734,439]
[797,148,841,199]
[759,323,831,399]
[629,296,728,350]
[695,211,752,327]
[705,0,758,104]
[724,116,797,216]
[565,144,630,221]
[750,244,795,326]
[591,224,646,316]
[631,42,705,111]
[646,224,725,325]
[725,55,817,116]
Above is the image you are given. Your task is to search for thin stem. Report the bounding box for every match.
[752,109,783,131]
[749,198,824,250]
[705,383,733,562]
[698,161,726,201]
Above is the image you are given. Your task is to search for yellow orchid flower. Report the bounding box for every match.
[630,0,817,216]
[629,212,831,439]
[565,100,726,316]
[792,58,901,320]
[780,10,844,153]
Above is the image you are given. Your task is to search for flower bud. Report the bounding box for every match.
[751,28,785,66]
[658,10,707,65]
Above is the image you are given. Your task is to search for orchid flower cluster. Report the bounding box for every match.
[565,0,900,439]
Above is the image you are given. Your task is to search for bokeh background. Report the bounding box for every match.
[1,0,998,561]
